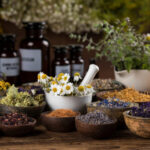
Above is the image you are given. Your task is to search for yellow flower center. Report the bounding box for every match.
[42,74,47,79]
[78,86,84,92]
[48,76,53,82]
[74,72,80,76]
[51,81,57,85]
[52,88,57,93]
[58,73,64,77]
[146,35,150,41]
[86,84,92,88]
[64,76,68,81]
[37,74,40,80]
[66,85,71,90]
[57,76,62,81]
[61,83,65,86]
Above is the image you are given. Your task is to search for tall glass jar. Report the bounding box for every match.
[70,44,84,77]
[53,46,70,76]
[19,22,50,83]
[0,34,20,84]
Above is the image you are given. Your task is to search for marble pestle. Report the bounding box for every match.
[80,64,99,86]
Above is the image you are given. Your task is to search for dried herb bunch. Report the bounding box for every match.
[70,18,150,72]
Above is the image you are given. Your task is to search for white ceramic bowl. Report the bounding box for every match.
[115,69,150,92]
[45,93,92,113]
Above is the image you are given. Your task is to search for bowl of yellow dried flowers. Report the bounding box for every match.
[0,85,46,118]
[38,72,93,113]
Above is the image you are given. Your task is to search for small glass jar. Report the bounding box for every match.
[53,46,70,76]
[19,22,50,83]
[70,44,84,77]
[0,34,20,84]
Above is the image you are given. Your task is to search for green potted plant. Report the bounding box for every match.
[70,18,150,92]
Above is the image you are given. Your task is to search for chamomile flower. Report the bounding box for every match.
[51,81,57,85]
[74,72,81,82]
[58,73,65,77]
[50,85,61,96]
[77,85,85,95]
[37,72,48,84]
[85,84,94,95]
[57,73,70,84]
[61,74,70,84]
[63,83,74,95]
[146,33,150,41]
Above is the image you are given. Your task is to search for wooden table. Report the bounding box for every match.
[0,126,150,150]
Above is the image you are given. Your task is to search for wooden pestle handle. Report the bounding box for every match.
[80,64,99,86]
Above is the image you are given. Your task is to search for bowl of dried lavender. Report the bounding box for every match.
[75,111,117,139]
[87,98,132,128]
[124,102,150,138]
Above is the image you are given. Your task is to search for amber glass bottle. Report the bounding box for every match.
[70,44,84,77]
[19,22,50,83]
[0,34,20,84]
[53,46,70,76]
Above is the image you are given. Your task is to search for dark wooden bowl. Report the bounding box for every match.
[40,111,80,132]
[87,103,131,129]
[0,117,36,136]
[0,103,46,118]
[123,111,150,138]
[75,117,117,139]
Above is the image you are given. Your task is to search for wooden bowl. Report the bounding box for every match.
[0,103,46,118]
[0,117,36,136]
[40,111,80,132]
[87,103,131,129]
[123,111,150,138]
[75,117,117,139]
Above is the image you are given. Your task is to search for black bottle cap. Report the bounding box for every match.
[23,22,46,29]
[53,45,68,54]
[1,34,15,49]
[69,44,84,53]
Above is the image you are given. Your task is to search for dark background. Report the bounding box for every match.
[1,19,114,79]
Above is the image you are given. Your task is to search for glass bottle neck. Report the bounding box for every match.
[2,43,14,51]
[25,29,44,38]
[71,52,82,59]
[55,54,68,60]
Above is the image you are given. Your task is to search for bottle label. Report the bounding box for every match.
[0,58,19,77]
[55,65,70,76]
[72,64,84,76]
[20,49,42,72]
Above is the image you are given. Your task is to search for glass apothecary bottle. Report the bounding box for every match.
[0,34,20,84]
[53,46,70,76]
[19,22,50,83]
[70,44,84,77]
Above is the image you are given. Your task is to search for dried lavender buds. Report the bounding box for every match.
[0,113,35,126]
[92,98,130,108]
[130,102,150,118]
[76,111,115,125]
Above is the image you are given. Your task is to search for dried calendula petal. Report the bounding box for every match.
[101,88,150,102]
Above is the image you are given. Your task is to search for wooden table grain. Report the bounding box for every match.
[0,126,150,150]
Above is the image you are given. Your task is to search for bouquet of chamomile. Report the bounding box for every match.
[37,72,94,96]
